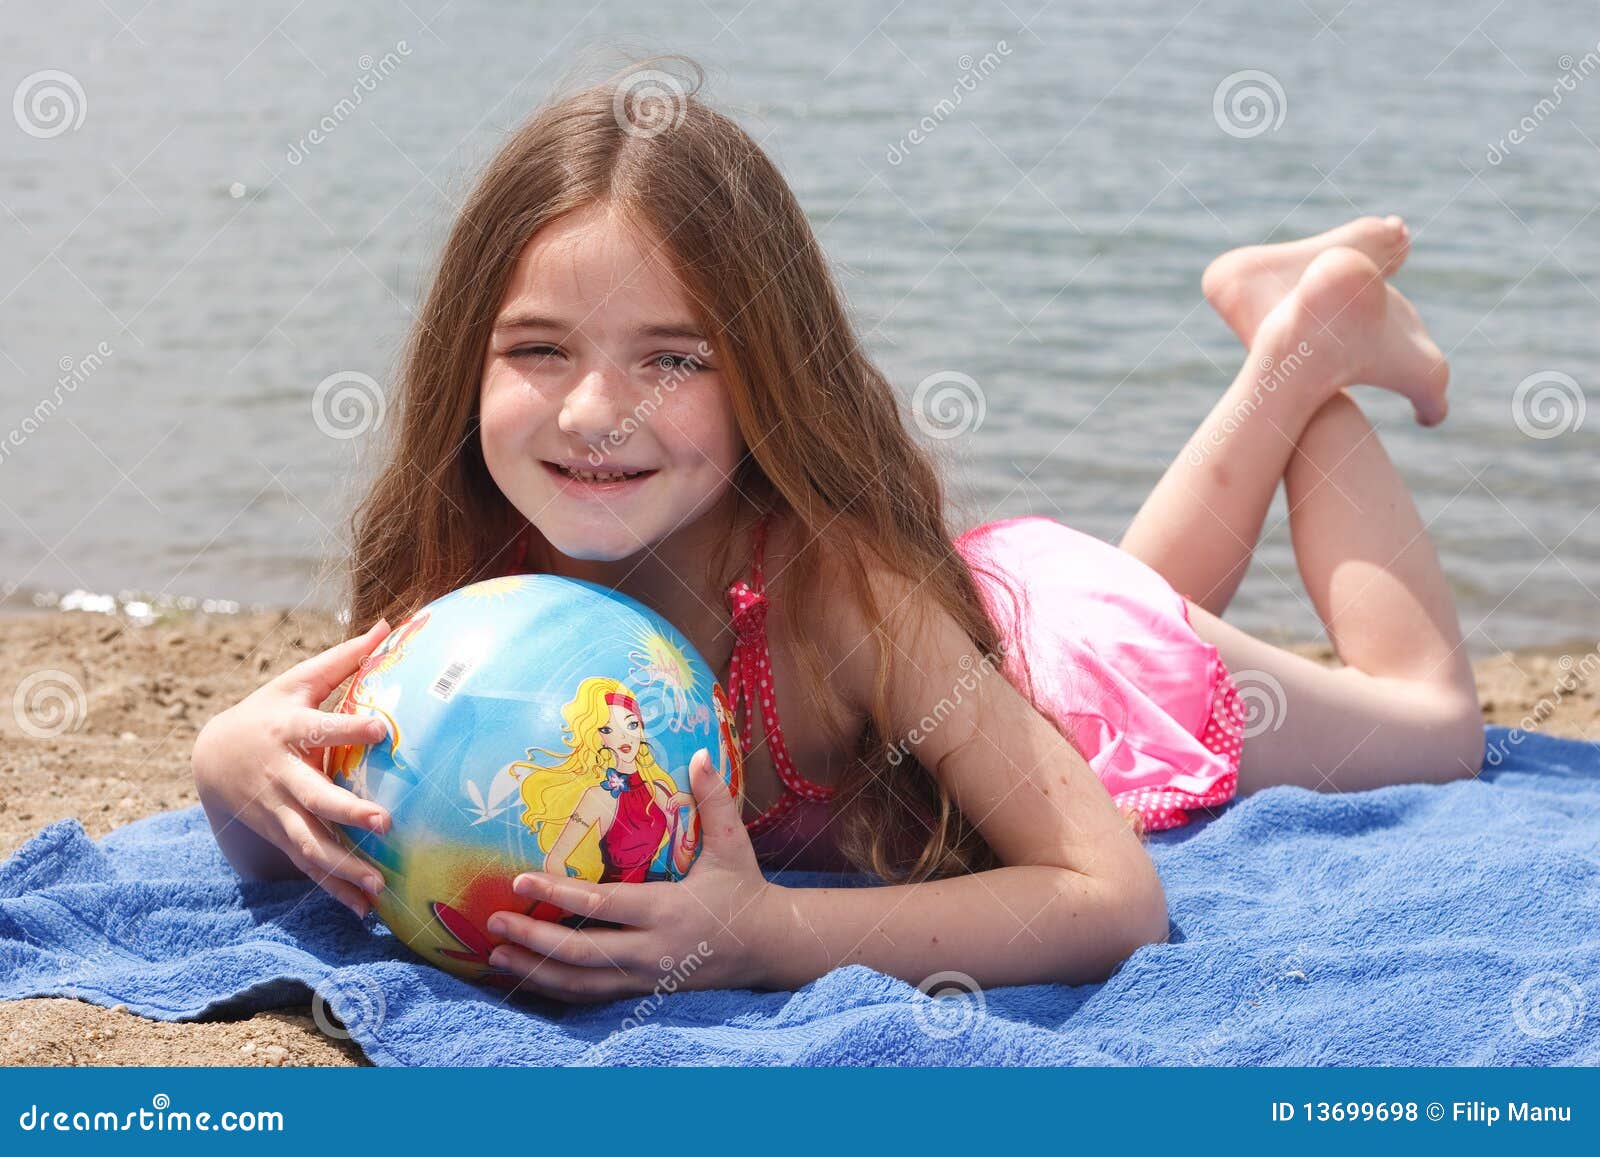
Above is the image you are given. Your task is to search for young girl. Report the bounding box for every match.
[193,58,1485,1000]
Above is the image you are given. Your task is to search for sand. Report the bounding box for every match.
[1,607,1595,1066]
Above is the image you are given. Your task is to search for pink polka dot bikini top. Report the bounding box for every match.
[724,514,837,836]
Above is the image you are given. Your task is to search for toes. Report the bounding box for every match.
[1200,253,1230,308]
[1380,215,1411,274]
[1200,249,1268,344]
[1404,338,1450,425]
[1201,248,1249,310]
[1348,214,1409,275]
[1416,358,1450,426]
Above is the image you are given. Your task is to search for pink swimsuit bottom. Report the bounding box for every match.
[728,515,1245,869]
[955,515,1244,831]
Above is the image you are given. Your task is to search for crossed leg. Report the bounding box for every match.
[1119,244,1483,795]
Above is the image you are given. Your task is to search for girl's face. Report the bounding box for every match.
[479,203,745,564]
[598,704,642,759]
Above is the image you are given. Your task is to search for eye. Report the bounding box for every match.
[654,352,704,373]
[599,725,612,735]
[628,720,640,730]
[508,345,562,361]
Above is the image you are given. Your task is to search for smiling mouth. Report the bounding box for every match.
[542,462,659,485]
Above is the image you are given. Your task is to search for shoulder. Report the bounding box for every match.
[784,526,958,714]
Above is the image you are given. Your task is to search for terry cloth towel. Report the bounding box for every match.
[1,726,1596,1065]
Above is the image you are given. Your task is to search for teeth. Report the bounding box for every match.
[560,465,643,484]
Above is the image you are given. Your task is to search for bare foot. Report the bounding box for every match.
[1203,216,1410,346]
[1252,247,1450,426]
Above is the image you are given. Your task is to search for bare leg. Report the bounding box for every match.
[1187,598,1483,794]
[1121,247,1481,789]
[1186,392,1482,794]
[1121,247,1450,615]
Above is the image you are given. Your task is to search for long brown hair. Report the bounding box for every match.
[344,54,1081,882]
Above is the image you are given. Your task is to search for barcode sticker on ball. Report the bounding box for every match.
[429,657,476,701]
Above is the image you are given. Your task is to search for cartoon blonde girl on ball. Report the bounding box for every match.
[513,677,700,888]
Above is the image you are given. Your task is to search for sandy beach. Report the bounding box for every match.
[1,607,1594,1066]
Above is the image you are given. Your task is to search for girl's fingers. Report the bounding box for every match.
[275,807,387,900]
[274,618,392,703]
[283,762,390,835]
[287,707,389,752]
[321,873,375,919]
[489,911,651,970]
[511,871,655,928]
[490,942,639,1004]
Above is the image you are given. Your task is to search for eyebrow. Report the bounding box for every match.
[492,313,706,342]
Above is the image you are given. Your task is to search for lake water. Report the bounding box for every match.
[2,0,1597,654]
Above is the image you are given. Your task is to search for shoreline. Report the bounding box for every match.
[4,583,1584,664]
[0,607,1595,1066]
[2,603,1592,661]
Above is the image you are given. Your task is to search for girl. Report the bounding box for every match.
[193,58,1485,1000]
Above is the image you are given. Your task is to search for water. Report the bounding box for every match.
[2,0,1597,654]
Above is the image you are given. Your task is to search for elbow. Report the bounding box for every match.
[1040,859,1170,985]
[1119,860,1171,954]
[1093,858,1170,980]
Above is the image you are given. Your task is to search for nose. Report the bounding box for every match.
[556,366,630,447]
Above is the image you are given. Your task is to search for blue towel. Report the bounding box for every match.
[2,725,1595,1065]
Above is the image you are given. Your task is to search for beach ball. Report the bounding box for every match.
[322,574,745,987]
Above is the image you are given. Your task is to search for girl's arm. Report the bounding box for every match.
[752,558,1169,989]
[485,558,1168,997]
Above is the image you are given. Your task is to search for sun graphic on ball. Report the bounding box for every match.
[458,575,529,600]
[630,627,710,732]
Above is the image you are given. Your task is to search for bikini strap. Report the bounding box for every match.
[724,514,836,819]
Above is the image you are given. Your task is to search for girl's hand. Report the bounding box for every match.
[486,748,777,1002]
[191,619,396,919]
